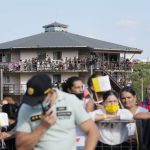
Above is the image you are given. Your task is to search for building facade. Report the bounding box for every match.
[0,22,142,101]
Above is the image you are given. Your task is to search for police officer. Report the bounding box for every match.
[16,74,99,150]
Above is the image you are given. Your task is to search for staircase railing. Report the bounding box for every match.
[100,67,123,92]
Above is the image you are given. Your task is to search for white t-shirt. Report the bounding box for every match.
[90,109,133,145]
[127,106,148,136]
[75,100,90,147]
[0,112,9,127]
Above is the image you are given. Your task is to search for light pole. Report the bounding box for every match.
[139,71,144,102]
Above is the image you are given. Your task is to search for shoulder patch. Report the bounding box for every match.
[30,115,41,121]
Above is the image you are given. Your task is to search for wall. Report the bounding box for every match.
[11,51,20,62]
[62,50,78,59]
[61,72,79,82]
[20,49,37,60]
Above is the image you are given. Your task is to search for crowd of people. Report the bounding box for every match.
[0,56,134,72]
[1,73,150,150]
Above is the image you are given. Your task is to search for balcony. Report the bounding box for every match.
[0,58,133,73]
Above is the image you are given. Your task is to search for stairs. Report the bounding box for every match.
[95,67,123,92]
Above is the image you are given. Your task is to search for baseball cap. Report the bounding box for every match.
[22,74,52,106]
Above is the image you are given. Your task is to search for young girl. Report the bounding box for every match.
[91,90,133,150]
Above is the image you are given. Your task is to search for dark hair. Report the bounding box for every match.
[120,86,136,97]
[2,104,18,119]
[62,76,82,93]
[87,72,102,88]
[103,90,118,101]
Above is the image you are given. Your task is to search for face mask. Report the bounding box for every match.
[105,103,119,113]
[72,92,84,100]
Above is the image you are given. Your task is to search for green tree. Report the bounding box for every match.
[130,62,150,101]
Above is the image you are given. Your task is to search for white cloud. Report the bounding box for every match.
[116,19,138,29]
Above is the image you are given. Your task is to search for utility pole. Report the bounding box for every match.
[0,68,3,100]
[141,76,144,102]
[90,52,94,75]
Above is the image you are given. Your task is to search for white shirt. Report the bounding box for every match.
[75,100,89,147]
[127,106,148,136]
[90,109,133,145]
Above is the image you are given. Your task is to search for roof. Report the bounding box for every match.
[43,22,68,28]
[0,29,142,54]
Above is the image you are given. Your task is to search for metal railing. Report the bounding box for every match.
[3,84,26,95]
[96,120,138,150]
[0,60,133,73]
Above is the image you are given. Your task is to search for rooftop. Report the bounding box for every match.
[0,22,142,54]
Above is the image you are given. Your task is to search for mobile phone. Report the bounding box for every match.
[41,103,51,114]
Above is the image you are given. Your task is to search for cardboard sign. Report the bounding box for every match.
[0,112,9,127]
[92,75,111,92]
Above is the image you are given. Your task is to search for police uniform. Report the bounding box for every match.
[17,89,90,150]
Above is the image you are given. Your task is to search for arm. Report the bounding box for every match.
[85,100,95,112]
[134,112,150,120]
[95,114,119,122]
[16,111,57,150]
[80,119,99,150]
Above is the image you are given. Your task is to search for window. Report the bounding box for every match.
[53,51,62,60]
[0,54,2,62]
[37,51,46,60]
[110,54,118,62]
[6,53,11,62]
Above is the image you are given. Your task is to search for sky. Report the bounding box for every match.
[0,0,150,59]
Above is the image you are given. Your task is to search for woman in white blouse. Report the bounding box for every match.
[90,90,133,150]
[120,86,148,137]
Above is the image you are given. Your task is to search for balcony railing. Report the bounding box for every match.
[0,60,133,73]
[3,83,63,95]
[3,84,26,95]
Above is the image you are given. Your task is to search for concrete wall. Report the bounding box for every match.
[20,49,78,60]
[62,50,78,59]
[11,51,20,62]
[61,72,79,82]
[20,49,37,60]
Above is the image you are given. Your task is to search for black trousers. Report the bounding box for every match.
[96,141,137,150]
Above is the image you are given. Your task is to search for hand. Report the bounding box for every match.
[40,109,57,129]
[0,132,12,139]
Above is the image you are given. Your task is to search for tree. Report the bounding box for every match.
[130,62,150,101]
